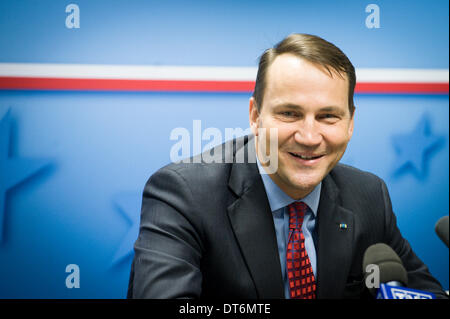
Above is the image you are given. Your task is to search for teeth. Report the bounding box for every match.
[291,153,319,160]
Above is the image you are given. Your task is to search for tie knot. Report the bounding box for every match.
[288,201,307,229]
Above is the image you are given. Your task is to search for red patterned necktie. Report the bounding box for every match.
[286,201,316,299]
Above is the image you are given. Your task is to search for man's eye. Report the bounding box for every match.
[281,111,296,117]
[320,114,338,120]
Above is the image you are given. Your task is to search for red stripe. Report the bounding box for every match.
[0,77,448,94]
[0,77,254,92]
[356,82,449,94]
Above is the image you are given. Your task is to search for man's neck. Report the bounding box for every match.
[255,140,314,200]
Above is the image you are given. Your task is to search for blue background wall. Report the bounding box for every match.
[0,0,448,298]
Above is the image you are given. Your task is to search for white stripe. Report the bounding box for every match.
[0,63,256,81]
[356,68,449,83]
[0,63,448,83]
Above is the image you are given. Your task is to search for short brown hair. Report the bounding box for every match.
[252,33,356,115]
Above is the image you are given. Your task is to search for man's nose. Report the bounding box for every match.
[293,119,322,146]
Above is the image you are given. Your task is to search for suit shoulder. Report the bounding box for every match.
[152,161,231,184]
[147,135,251,186]
[330,163,385,191]
[332,163,383,181]
[329,164,390,229]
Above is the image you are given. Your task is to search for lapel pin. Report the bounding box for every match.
[339,223,348,230]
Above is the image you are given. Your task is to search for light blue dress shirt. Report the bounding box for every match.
[256,158,321,299]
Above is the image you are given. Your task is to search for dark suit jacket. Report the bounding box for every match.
[128,135,446,299]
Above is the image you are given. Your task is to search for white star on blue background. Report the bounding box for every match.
[0,109,50,244]
[391,114,445,179]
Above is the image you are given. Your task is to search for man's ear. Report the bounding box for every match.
[249,97,260,136]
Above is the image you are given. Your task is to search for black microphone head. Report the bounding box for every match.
[435,216,449,248]
[363,243,408,286]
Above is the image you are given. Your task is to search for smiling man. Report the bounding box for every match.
[128,34,446,299]
[250,50,354,200]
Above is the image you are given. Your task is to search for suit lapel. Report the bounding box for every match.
[225,136,355,299]
[226,137,285,298]
[315,174,355,299]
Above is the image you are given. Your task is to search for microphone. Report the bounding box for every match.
[363,243,408,288]
[435,216,449,248]
[363,243,436,299]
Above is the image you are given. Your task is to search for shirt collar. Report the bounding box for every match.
[256,156,321,216]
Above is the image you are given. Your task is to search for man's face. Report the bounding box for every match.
[250,53,354,199]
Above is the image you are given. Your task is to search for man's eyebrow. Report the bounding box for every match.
[273,103,302,110]
[318,106,346,115]
[273,103,346,114]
